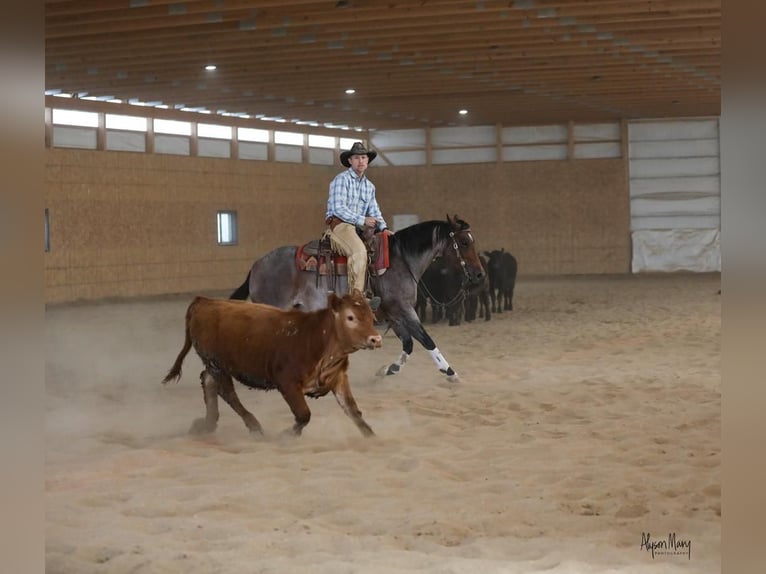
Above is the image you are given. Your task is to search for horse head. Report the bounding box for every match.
[446,214,485,286]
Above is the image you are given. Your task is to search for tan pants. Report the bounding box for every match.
[327,222,367,294]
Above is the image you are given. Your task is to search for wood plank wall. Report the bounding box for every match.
[45,149,629,303]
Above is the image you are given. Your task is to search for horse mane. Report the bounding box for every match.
[392,217,471,259]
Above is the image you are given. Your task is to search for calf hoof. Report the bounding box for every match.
[188,418,216,435]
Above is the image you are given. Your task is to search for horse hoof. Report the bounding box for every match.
[189,418,215,435]
[446,373,460,383]
[377,364,400,377]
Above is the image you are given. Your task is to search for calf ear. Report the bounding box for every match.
[327,292,341,310]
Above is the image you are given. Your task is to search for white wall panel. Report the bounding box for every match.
[631,215,720,231]
[198,138,231,158]
[239,142,268,160]
[629,139,719,159]
[370,129,426,149]
[155,134,190,155]
[502,144,567,161]
[274,144,302,163]
[503,124,567,144]
[630,176,720,197]
[628,117,720,272]
[629,119,718,141]
[573,122,620,141]
[106,130,145,152]
[629,157,720,178]
[632,229,720,272]
[381,150,426,166]
[308,147,334,165]
[432,147,496,164]
[53,126,97,149]
[431,125,495,147]
[630,196,720,218]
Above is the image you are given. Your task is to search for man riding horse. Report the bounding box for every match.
[324,141,387,310]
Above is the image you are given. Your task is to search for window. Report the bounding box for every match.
[105,114,147,132]
[44,208,50,252]
[217,211,238,245]
[51,109,98,127]
[198,123,232,139]
[237,127,269,142]
[308,134,335,149]
[154,118,192,135]
[274,131,303,145]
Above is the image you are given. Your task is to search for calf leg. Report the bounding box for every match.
[189,370,220,435]
[217,375,263,435]
[332,372,374,437]
[278,384,312,436]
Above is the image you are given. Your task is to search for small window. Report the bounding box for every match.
[105,114,147,132]
[52,109,99,127]
[154,118,192,135]
[308,134,335,149]
[44,208,50,252]
[237,127,269,142]
[217,210,238,245]
[274,131,303,145]
[198,123,232,139]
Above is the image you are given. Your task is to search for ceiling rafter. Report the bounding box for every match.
[45,0,720,130]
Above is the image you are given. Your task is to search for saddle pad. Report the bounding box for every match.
[295,230,392,275]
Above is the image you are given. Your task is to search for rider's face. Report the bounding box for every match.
[349,154,368,175]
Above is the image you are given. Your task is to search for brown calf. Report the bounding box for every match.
[162,291,382,437]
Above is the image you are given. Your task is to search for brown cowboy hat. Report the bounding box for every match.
[340,141,377,167]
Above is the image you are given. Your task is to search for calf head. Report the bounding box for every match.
[328,291,383,352]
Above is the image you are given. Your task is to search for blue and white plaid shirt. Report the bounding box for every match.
[326,168,387,231]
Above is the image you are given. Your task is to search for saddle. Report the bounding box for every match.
[295,228,393,291]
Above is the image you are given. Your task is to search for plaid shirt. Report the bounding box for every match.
[326,168,387,230]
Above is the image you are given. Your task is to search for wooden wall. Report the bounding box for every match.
[45,149,629,303]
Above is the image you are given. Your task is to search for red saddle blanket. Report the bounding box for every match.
[296,230,392,275]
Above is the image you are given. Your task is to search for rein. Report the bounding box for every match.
[404,226,474,308]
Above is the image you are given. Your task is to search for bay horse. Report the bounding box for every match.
[230,214,485,383]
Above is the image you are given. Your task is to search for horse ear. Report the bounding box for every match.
[447,213,456,227]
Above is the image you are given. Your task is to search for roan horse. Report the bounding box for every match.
[230,214,485,382]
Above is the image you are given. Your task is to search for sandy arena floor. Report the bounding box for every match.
[46,273,721,573]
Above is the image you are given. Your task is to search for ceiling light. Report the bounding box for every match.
[459,109,468,115]
[345,88,356,94]
[205,64,217,71]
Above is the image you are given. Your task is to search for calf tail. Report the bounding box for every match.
[162,306,195,384]
[229,271,251,300]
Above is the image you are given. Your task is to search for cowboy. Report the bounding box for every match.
[325,141,387,310]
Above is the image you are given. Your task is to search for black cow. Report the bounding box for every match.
[416,257,465,326]
[484,249,518,313]
[463,254,491,322]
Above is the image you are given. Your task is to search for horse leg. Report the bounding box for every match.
[378,308,460,383]
[189,369,220,435]
[332,371,374,437]
[217,375,263,435]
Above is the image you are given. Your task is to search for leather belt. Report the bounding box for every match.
[325,215,345,231]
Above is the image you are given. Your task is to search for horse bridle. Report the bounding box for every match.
[413,227,476,309]
[449,228,475,283]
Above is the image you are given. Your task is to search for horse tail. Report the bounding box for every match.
[162,303,195,384]
[229,270,251,300]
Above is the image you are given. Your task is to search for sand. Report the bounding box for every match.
[45,273,721,573]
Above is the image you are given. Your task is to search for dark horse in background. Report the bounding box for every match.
[230,215,485,383]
